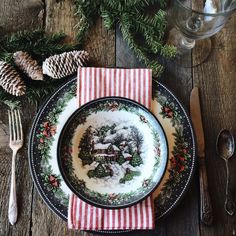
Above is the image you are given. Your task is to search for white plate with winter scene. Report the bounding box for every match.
[28,77,196,230]
[57,97,168,209]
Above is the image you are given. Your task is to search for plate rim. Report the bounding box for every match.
[57,96,169,209]
[28,76,196,224]
[154,81,197,220]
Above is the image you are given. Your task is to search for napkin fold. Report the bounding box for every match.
[68,67,153,231]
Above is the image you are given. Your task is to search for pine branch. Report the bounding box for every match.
[0,30,79,107]
[120,17,164,77]
[74,0,176,77]
[0,88,21,109]
[23,77,69,105]
[0,30,79,64]
[74,0,100,41]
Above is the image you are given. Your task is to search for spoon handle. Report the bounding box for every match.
[199,158,213,225]
[225,159,235,215]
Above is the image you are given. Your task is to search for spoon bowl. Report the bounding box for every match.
[217,129,235,160]
[216,129,235,216]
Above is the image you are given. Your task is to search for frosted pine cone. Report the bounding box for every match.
[13,51,43,81]
[0,61,26,96]
[42,50,89,79]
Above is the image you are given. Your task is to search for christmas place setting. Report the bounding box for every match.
[0,1,236,236]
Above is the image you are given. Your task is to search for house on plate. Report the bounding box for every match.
[123,153,132,161]
[92,143,120,161]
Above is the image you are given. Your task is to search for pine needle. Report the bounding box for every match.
[74,0,176,77]
[0,30,79,107]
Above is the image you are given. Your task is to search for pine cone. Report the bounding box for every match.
[42,50,89,79]
[13,51,43,81]
[0,61,26,96]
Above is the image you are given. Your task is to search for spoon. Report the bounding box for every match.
[216,129,235,215]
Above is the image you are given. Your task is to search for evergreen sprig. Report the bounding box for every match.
[0,30,78,64]
[0,30,79,108]
[74,0,176,77]
[0,88,21,109]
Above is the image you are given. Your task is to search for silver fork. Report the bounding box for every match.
[8,109,23,225]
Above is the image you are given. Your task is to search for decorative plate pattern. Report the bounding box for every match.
[28,77,196,223]
[58,97,168,209]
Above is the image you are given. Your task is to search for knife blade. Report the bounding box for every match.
[190,87,213,225]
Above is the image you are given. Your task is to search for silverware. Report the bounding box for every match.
[216,129,235,215]
[190,87,213,225]
[8,109,23,225]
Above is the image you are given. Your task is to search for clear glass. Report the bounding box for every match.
[168,0,236,61]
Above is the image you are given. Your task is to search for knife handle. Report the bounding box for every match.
[199,157,213,225]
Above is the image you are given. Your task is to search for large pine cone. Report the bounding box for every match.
[42,50,89,79]
[0,61,26,96]
[13,51,43,81]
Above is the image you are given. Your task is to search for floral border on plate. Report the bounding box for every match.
[28,77,196,221]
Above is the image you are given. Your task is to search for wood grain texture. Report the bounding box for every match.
[0,0,236,235]
[116,25,144,68]
[160,53,200,236]
[30,1,115,236]
[193,13,236,236]
[83,17,115,67]
[0,103,37,236]
[116,25,200,236]
[44,0,78,43]
[0,0,43,235]
[0,0,43,36]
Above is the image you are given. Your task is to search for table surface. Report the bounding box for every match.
[0,1,236,236]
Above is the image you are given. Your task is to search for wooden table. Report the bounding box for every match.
[0,1,236,236]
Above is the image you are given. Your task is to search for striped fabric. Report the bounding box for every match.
[68,67,154,230]
[68,194,154,230]
[77,67,152,108]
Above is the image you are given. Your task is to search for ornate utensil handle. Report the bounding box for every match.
[199,157,213,225]
[8,150,17,225]
[224,159,235,215]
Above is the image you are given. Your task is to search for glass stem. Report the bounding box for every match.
[180,35,196,50]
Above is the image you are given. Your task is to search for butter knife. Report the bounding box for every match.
[190,87,213,225]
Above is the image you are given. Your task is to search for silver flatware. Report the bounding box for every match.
[190,87,213,225]
[216,129,235,215]
[8,109,23,225]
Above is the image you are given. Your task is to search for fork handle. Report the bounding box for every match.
[8,150,17,225]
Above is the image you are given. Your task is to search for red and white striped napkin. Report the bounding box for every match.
[68,67,154,231]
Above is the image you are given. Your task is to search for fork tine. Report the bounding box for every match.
[10,110,16,141]
[14,110,20,140]
[8,110,12,141]
[17,110,23,140]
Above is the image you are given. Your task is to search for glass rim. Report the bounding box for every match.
[176,0,236,16]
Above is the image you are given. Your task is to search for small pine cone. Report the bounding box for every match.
[13,51,43,81]
[42,50,89,79]
[0,61,26,96]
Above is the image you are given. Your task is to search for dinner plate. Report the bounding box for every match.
[28,77,196,225]
[58,97,168,209]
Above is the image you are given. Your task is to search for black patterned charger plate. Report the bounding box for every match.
[28,77,196,233]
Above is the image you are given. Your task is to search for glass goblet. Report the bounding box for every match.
[168,0,236,66]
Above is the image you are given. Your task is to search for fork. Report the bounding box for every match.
[8,109,23,225]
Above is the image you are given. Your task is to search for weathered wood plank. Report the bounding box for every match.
[0,0,43,235]
[44,0,78,43]
[116,24,200,236]
[160,55,200,236]
[0,103,37,236]
[31,1,79,233]
[193,14,236,236]
[0,0,43,35]
[116,25,144,68]
[83,18,115,67]
[30,1,115,236]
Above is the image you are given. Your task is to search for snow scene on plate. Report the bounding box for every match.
[71,109,167,195]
